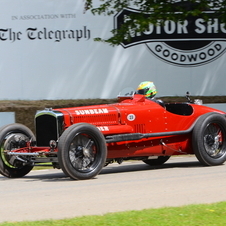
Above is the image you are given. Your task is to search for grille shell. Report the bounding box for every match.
[35,110,64,146]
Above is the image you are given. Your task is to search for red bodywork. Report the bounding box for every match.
[41,94,225,160]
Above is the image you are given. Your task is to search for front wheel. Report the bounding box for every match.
[0,123,35,178]
[192,113,226,166]
[58,123,107,180]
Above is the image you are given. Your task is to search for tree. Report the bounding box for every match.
[84,0,226,45]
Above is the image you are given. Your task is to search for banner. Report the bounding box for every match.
[0,0,225,100]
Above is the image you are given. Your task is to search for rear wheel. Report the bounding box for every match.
[58,123,107,180]
[192,113,226,166]
[0,123,35,178]
[143,156,170,166]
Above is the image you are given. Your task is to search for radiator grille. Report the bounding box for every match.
[35,111,63,146]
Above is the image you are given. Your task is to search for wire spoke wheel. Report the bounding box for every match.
[193,113,226,166]
[204,123,224,158]
[0,124,35,178]
[69,133,99,173]
[1,133,30,168]
[58,123,107,180]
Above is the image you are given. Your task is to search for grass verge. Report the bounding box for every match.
[1,202,226,226]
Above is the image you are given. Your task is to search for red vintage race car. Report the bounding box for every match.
[0,90,226,180]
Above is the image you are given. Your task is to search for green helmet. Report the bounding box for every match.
[137,81,157,98]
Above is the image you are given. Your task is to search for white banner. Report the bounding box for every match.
[0,0,225,100]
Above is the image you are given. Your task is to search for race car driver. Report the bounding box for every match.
[136,81,165,107]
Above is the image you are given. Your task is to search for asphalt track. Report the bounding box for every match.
[0,156,226,223]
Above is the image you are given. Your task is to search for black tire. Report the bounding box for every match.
[192,113,226,166]
[0,123,35,178]
[143,156,170,166]
[58,123,107,180]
